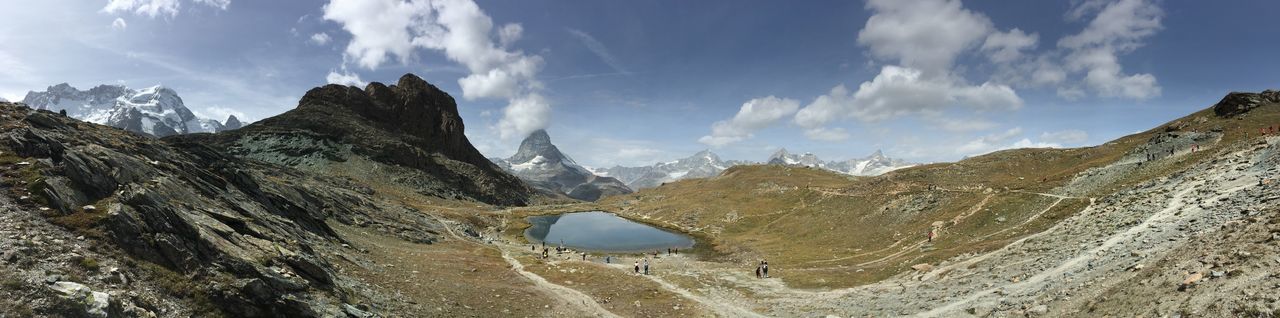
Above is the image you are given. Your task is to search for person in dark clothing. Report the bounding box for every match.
[634,261,640,274]
[763,261,769,278]
[755,264,762,278]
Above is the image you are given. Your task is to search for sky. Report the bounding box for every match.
[1,0,1277,168]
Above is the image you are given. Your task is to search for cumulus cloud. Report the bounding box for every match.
[793,66,1021,128]
[567,28,630,75]
[111,18,128,31]
[857,0,993,75]
[103,0,229,18]
[325,69,366,86]
[1058,0,1163,99]
[310,32,332,45]
[496,93,551,140]
[323,0,550,140]
[698,96,800,147]
[981,28,1038,63]
[957,127,1062,156]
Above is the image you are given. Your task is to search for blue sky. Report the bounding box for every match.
[1,0,1277,167]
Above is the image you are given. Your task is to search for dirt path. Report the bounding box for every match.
[499,250,622,318]
[636,270,768,318]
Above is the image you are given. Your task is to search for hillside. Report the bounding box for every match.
[523,90,1280,316]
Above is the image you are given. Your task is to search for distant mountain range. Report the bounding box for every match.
[22,83,241,137]
[491,129,633,201]
[599,148,916,190]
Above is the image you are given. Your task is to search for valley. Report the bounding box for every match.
[0,76,1278,317]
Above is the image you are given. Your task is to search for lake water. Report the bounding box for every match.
[525,211,695,252]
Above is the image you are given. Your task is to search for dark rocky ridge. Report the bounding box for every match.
[1213,90,1280,118]
[1,103,455,316]
[175,74,534,206]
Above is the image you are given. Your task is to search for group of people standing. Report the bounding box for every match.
[754,260,769,278]
[633,258,650,275]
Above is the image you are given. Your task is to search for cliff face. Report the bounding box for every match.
[174,73,535,206]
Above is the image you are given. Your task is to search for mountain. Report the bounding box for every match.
[767,148,916,176]
[491,129,632,201]
[598,150,748,189]
[766,148,824,167]
[602,148,913,190]
[824,149,917,175]
[173,73,535,206]
[223,114,243,130]
[21,83,236,136]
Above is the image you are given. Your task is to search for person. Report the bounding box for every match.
[582,253,587,261]
[762,261,769,278]
[605,256,611,264]
[927,228,936,243]
[531,244,536,251]
[634,261,640,274]
[755,263,762,278]
[643,259,650,275]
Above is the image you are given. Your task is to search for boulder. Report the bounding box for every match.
[911,263,934,272]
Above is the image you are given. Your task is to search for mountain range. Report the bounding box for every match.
[491,129,632,201]
[598,148,915,190]
[21,83,241,137]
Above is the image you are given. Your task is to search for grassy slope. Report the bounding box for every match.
[581,101,1280,289]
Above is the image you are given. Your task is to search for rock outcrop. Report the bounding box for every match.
[174,73,535,206]
[1212,90,1280,117]
[1,102,446,316]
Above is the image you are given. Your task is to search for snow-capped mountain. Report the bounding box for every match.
[766,148,825,167]
[768,148,916,176]
[824,150,916,176]
[491,129,633,201]
[598,150,749,189]
[22,83,236,137]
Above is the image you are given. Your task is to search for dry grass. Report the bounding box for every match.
[573,102,1280,289]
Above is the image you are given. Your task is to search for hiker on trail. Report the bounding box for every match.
[643,259,650,275]
[634,261,640,274]
[763,261,769,278]
[582,253,587,261]
[755,262,762,278]
[927,228,936,243]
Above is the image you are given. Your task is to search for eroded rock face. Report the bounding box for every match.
[175,73,534,206]
[1213,90,1280,117]
[1,103,444,317]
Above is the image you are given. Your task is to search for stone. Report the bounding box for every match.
[343,303,374,318]
[1211,270,1225,278]
[1028,304,1049,315]
[911,263,934,272]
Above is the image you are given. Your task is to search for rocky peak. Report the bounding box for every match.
[224,115,242,130]
[1213,90,1280,118]
[510,129,565,164]
[296,73,484,164]
[866,149,886,161]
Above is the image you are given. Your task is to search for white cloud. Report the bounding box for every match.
[956,127,1062,156]
[857,0,993,75]
[193,106,248,123]
[111,18,128,31]
[102,0,229,18]
[803,127,850,141]
[324,0,551,140]
[698,96,800,147]
[1058,0,1163,100]
[567,28,630,75]
[498,23,523,48]
[325,70,366,86]
[1039,129,1089,144]
[496,93,551,140]
[981,28,1037,63]
[793,66,1021,129]
[310,32,332,45]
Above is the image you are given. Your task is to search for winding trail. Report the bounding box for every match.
[499,250,622,318]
